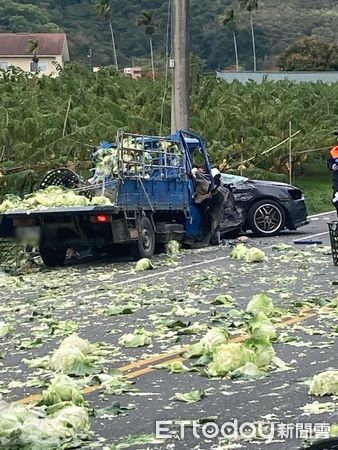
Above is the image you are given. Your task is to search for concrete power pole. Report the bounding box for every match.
[171,0,190,134]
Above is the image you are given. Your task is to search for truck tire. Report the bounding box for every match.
[40,246,66,267]
[132,217,155,259]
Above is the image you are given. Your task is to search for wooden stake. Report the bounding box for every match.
[62,97,72,138]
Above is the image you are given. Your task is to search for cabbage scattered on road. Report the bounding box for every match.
[230,243,247,260]
[0,400,90,449]
[207,343,254,377]
[98,371,138,395]
[174,389,206,403]
[309,370,338,396]
[247,293,274,316]
[247,312,277,340]
[205,338,275,378]
[166,240,181,255]
[49,334,108,376]
[187,327,229,358]
[231,362,267,380]
[135,258,154,272]
[119,328,152,348]
[41,374,85,407]
[230,244,266,263]
[0,321,11,338]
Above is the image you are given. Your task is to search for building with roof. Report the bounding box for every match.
[0,33,69,77]
[123,67,142,79]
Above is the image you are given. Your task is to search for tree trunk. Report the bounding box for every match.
[171,0,190,133]
[233,25,239,71]
[149,36,155,82]
[250,12,257,72]
[109,20,119,71]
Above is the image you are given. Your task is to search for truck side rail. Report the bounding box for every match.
[115,131,187,180]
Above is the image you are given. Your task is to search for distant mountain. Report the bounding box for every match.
[1,0,338,70]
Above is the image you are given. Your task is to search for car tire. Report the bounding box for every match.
[40,245,66,267]
[131,217,155,259]
[248,199,286,237]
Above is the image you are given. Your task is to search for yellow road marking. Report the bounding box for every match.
[15,310,319,405]
[119,345,191,373]
[17,394,42,404]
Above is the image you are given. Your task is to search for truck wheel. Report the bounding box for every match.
[40,246,66,267]
[248,199,285,237]
[132,217,155,259]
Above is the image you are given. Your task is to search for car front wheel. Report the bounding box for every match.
[248,199,286,237]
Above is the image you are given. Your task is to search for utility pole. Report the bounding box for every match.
[171,0,190,134]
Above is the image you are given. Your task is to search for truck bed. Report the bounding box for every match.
[3,205,122,218]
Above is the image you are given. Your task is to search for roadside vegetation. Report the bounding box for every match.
[0,65,335,212]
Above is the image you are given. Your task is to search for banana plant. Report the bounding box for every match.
[239,0,259,71]
[221,9,239,71]
[95,0,118,71]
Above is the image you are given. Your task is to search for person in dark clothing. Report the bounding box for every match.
[327,132,338,215]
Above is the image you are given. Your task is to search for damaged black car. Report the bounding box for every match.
[221,174,308,237]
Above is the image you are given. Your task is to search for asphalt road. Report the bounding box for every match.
[0,211,337,450]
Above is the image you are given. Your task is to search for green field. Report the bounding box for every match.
[293,160,333,215]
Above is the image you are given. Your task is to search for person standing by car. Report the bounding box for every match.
[327,131,338,216]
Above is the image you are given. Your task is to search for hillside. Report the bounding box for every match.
[1,0,338,70]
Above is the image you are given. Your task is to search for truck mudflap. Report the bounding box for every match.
[0,239,27,272]
[0,216,15,238]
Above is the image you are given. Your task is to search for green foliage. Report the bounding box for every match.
[239,0,259,13]
[191,76,338,173]
[0,0,58,33]
[295,160,333,214]
[0,65,167,196]
[96,0,111,20]
[0,67,336,214]
[278,38,338,71]
[136,10,158,36]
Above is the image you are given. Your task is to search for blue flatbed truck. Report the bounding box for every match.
[0,130,242,267]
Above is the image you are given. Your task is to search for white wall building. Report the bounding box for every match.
[0,33,70,77]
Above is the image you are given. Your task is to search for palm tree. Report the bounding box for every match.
[137,10,158,82]
[240,0,258,72]
[221,9,239,71]
[26,39,39,73]
[96,0,118,71]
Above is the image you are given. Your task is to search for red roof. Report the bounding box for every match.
[0,33,69,59]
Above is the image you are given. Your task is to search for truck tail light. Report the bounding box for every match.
[90,215,112,224]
